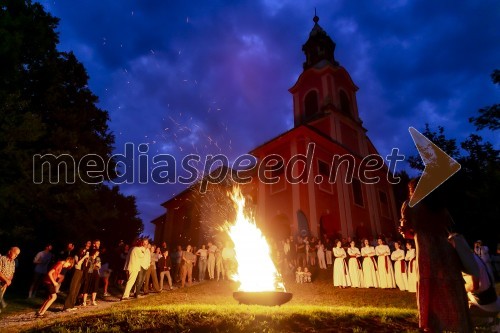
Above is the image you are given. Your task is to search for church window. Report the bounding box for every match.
[378,190,391,218]
[270,159,286,194]
[304,90,319,119]
[318,160,329,177]
[352,178,364,207]
[317,159,333,193]
[340,122,360,154]
[339,90,351,116]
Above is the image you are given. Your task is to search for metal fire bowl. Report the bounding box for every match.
[233,291,293,306]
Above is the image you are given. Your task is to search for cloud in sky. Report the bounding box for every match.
[39,0,499,236]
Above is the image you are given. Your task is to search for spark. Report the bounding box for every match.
[168,116,180,126]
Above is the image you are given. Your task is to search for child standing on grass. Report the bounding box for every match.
[36,257,75,318]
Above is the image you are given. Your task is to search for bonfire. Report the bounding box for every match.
[226,187,292,306]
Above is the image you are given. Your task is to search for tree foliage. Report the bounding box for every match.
[407,70,499,244]
[469,70,500,131]
[0,0,143,251]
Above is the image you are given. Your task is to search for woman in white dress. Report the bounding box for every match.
[316,240,327,269]
[391,241,408,291]
[361,239,379,288]
[405,241,417,293]
[375,238,396,288]
[333,240,351,288]
[347,240,364,288]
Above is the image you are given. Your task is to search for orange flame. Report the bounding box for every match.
[227,186,285,292]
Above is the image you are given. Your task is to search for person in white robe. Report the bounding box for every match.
[361,239,379,288]
[375,238,396,289]
[347,241,364,288]
[405,241,417,293]
[316,240,327,270]
[333,240,351,287]
[391,241,408,291]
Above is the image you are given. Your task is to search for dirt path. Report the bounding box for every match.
[0,295,124,331]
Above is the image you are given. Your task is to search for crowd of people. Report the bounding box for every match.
[0,230,498,327]
[0,238,238,318]
[277,235,418,291]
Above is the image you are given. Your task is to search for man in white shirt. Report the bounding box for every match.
[121,238,146,300]
[207,242,218,280]
[134,241,151,296]
[0,247,20,312]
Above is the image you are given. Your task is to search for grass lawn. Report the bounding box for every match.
[0,269,421,332]
[2,269,500,332]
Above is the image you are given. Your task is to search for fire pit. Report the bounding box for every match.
[233,291,293,306]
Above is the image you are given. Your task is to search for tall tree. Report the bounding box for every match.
[0,1,143,250]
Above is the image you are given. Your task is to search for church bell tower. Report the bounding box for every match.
[289,14,364,154]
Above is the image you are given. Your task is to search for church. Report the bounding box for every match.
[152,15,398,246]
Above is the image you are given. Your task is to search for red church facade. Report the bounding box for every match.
[153,16,398,245]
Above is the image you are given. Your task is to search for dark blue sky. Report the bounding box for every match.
[39,0,499,236]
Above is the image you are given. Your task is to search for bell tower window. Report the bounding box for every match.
[339,90,351,116]
[304,90,319,120]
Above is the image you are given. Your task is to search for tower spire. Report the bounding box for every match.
[301,11,338,70]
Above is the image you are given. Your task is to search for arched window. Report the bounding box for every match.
[304,90,319,119]
[339,90,351,116]
[297,210,309,237]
